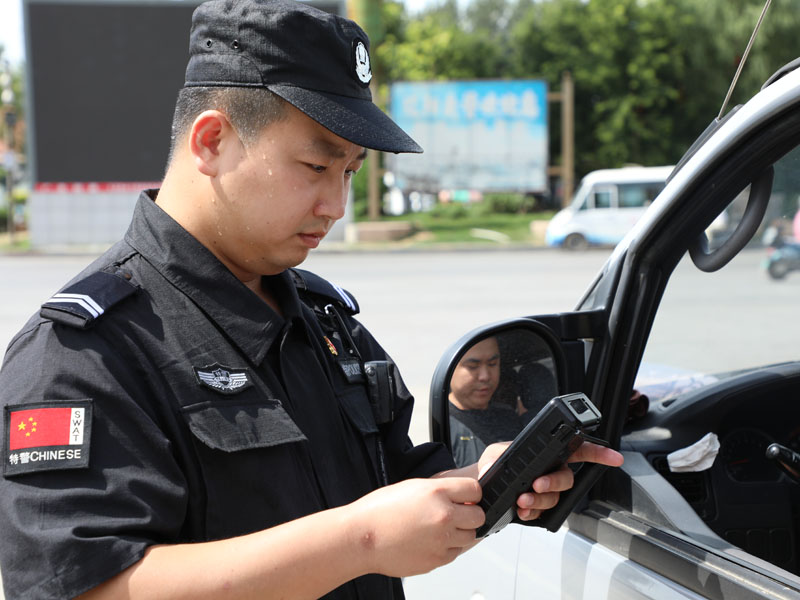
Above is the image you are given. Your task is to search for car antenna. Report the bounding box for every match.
[717,0,773,120]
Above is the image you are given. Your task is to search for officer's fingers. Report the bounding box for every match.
[516,507,542,521]
[517,489,560,512]
[438,476,482,505]
[515,488,561,521]
[451,502,486,531]
[530,463,574,494]
[568,442,624,467]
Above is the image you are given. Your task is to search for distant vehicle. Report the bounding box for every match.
[763,229,800,279]
[545,165,674,250]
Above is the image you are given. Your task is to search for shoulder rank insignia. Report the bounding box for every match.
[194,364,253,395]
[289,268,360,315]
[40,270,138,329]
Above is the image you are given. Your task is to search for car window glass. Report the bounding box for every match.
[641,146,800,379]
[593,189,612,209]
[618,182,664,208]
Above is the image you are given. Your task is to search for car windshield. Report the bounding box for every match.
[638,145,800,395]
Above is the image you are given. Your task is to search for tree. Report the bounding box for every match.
[0,44,26,156]
[374,0,800,188]
[510,0,698,174]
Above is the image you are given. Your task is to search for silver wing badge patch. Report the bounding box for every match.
[193,364,253,395]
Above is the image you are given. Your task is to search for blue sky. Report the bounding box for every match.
[0,0,24,66]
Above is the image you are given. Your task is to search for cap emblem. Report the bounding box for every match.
[353,40,372,85]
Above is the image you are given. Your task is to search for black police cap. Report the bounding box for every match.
[185,0,422,154]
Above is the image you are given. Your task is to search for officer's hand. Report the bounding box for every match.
[515,441,624,521]
[476,441,624,522]
[346,477,484,577]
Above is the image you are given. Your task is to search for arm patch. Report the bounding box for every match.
[40,270,138,329]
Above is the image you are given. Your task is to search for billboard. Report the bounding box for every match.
[387,80,548,194]
[23,0,346,247]
[26,0,200,184]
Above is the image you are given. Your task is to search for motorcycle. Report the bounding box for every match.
[763,225,800,280]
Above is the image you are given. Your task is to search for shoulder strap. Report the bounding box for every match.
[289,268,359,315]
[40,269,139,329]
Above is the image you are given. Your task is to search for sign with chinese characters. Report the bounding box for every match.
[388,80,549,194]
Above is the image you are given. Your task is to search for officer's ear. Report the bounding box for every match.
[189,110,239,177]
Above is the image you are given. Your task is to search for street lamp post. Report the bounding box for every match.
[0,60,16,244]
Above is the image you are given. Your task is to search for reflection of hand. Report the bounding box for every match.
[348,477,484,576]
[515,397,528,416]
[515,441,624,521]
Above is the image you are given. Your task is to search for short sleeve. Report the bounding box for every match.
[0,321,188,599]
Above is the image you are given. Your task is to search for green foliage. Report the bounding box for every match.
[376,0,509,81]
[480,193,538,214]
[509,0,695,172]
[389,206,554,244]
[372,0,800,185]
[429,201,470,219]
[0,46,26,155]
[351,158,370,219]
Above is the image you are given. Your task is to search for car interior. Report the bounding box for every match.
[612,125,800,581]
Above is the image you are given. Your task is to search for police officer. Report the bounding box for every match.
[0,1,624,598]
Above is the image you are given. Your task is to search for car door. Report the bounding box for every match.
[405,63,800,599]
[578,184,619,245]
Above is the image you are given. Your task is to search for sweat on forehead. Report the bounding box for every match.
[305,136,366,161]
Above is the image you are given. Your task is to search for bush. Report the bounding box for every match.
[480,193,539,214]
[429,201,469,219]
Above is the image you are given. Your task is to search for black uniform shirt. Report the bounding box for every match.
[0,191,454,599]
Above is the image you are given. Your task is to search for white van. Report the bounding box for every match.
[545,165,674,249]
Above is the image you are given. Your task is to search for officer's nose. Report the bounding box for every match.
[315,182,348,222]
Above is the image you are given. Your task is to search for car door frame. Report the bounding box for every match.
[553,69,800,598]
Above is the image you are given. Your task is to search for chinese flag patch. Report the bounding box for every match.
[4,400,92,477]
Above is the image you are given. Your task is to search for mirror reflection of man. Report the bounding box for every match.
[449,336,501,411]
[449,337,524,466]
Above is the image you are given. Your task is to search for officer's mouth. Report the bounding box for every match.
[298,230,327,249]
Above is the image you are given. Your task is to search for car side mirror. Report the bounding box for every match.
[429,318,566,468]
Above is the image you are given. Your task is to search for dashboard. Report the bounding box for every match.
[621,362,800,575]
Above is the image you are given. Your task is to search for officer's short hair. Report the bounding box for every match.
[168,86,287,164]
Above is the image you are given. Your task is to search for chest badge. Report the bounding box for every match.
[324,335,339,356]
[194,364,252,395]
